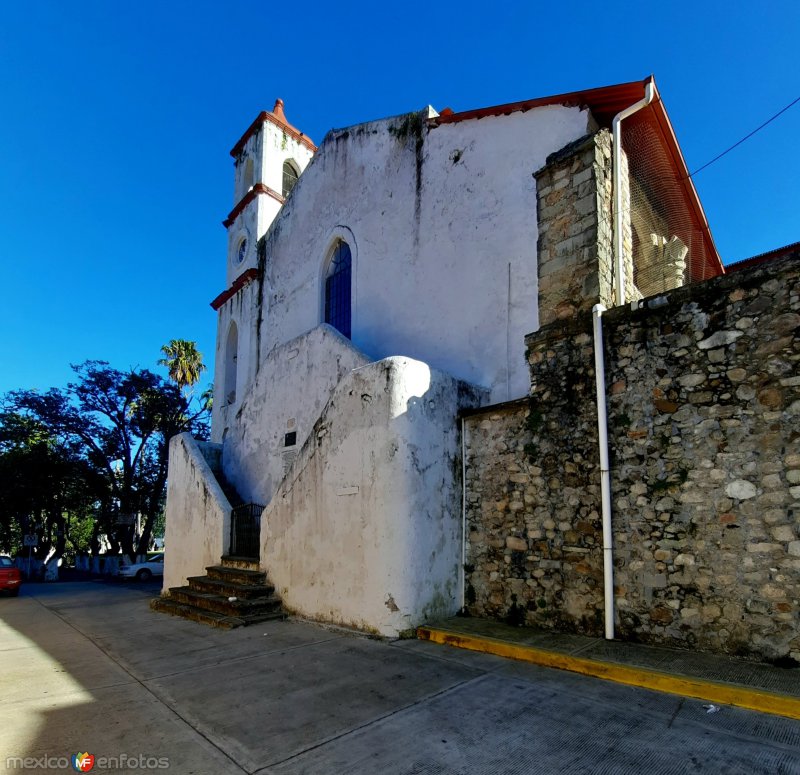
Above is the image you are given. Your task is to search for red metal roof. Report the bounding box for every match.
[429,78,654,129]
[726,240,800,272]
[429,77,723,278]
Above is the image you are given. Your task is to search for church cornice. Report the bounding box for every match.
[210,268,260,311]
[222,183,284,228]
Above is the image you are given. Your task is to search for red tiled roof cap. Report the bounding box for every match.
[272,98,286,123]
[230,98,316,157]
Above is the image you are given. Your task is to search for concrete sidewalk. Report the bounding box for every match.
[2,582,800,774]
[418,616,800,720]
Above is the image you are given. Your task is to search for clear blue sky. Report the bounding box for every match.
[1,0,797,396]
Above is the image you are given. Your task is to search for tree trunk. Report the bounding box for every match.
[43,510,66,581]
[118,522,136,561]
[136,458,168,556]
[136,514,155,557]
[90,521,101,555]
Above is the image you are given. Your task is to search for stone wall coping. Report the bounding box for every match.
[458,397,529,420]
[525,315,593,347]
[603,249,799,329]
[527,248,799,346]
[533,130,608,178]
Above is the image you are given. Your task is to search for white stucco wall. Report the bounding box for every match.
[211,280,261,439]
[259,121,315,201]
[220,324,370,503]
[162,434,232,591]
[212,103,592,447]
[245,104,591,406]
[262,356,487,636]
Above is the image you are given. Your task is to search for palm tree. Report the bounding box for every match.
[158,340,206,392]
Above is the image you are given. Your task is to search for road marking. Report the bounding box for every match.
[417,626,800,721]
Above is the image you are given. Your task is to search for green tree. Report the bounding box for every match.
[5,360,209,562]
[158,340,207,392]
[0,412,103,570]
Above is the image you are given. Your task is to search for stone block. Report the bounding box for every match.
[698,330,743,350]
[643,573,667,588]
[650,606,674,624]
[678,373,707,388]
[726,368,748,382]
[747,543,781,553]
[506,536,527,551]
[772,525,796,542]
[725,479,757,500]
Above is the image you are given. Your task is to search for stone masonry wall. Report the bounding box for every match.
[535,130,615,326]
[466,252,800,663]
[465,327,604,633]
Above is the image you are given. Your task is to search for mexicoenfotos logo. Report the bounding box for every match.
[72,752,95,772]
[5,751,169,770]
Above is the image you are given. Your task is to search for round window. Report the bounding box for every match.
[237,238,247,264]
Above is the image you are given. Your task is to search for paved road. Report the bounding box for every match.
[2,582,799,774]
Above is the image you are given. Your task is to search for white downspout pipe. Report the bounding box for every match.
[592,303,615,640]
[596,80,655,640]
[613,80,655,306]
[460,416,467,613]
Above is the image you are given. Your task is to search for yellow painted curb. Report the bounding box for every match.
[417,626,800,721]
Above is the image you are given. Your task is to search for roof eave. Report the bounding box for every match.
[646,87,724,275]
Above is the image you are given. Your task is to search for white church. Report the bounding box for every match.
[159,78,721,634]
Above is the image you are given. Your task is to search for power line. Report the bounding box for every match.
[688,94,800,178]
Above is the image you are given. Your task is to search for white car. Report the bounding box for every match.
[118,552,164,581]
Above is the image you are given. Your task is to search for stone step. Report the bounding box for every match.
[150,597,243,629]
[187,576,275,599]
[151,597,287,629]
[205,564,267,585]
[220,555,261,572]
[170,586,283,617]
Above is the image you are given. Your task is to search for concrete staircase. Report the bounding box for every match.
[151,556,286,629]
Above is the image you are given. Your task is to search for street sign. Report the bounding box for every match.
[23,534,37,547]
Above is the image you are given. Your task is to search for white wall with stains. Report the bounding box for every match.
[263,356,486,636]
[221,324,370,505]
[163,435,231,590]
[230,103,592,411]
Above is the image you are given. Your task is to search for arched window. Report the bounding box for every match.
[324,241,352,339]
[282,160,299,198]
[224,321,238,405]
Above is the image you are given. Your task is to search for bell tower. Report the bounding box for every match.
[210,100,316,440]
[222,98,316,286]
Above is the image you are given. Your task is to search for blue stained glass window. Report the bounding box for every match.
[325,241,351,339]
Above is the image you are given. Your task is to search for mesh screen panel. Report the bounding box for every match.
[622,108,718,301]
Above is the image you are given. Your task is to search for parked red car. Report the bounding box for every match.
[0,556,22,596]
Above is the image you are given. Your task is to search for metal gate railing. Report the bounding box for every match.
[229,503,264,559]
